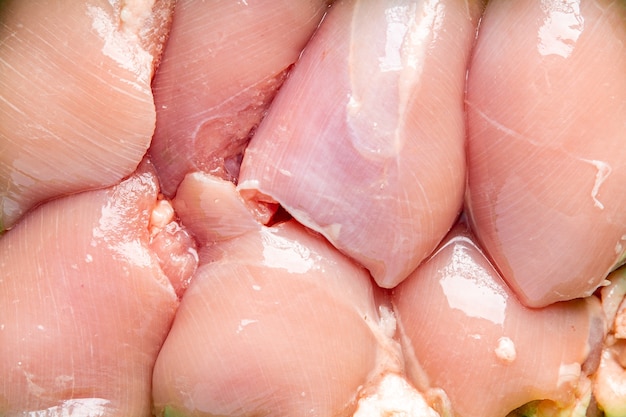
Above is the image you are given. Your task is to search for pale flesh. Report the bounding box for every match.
[465,0,626,307]
[1,0,625,416]
[0,0,174,231]
[0,162,196,416]
[238,0,482,288]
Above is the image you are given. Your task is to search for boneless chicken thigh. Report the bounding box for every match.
[0,0,173,231]
[0,161,197,416]
[153,173,400,417]
[1,0,626,416]
[238,0,481,288]
[393,221,604,417]
[465,0,626,307]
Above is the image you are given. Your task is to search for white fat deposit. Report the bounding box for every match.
[87,3,154,86]
[580,159,612,210]
[24,398,111,417]
[557,363,582,389]
[150,199,175,230]
[378,305,397,339]
[353,374,439,417]
[494,336,516,364]
[119,0,156,34]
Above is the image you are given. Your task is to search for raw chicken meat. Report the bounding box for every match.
[148,0,331,196]
[172,172,264,246]
[153,173,400,417]
[465,0,626,307]
[0,0,625,416]
[392,221,605,417]
[0,161,196,416]
[238,0,483,288]
[0,0,174,231]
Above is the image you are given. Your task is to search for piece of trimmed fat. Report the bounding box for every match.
[353,374,439,417]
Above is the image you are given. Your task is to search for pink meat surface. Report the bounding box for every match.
[0,0,174,231]
[393,221,604,417]
[172,172,264,246]
[465,0,626,307]
[153,175,398,416]
[148,0,330,196]
[1,0,625,415]
[238,0,482,289]
[0,161,197,415]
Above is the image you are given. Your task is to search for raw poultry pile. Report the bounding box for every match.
[1,0,625,416]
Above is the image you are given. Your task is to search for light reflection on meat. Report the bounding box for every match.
[0,0,625,416]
